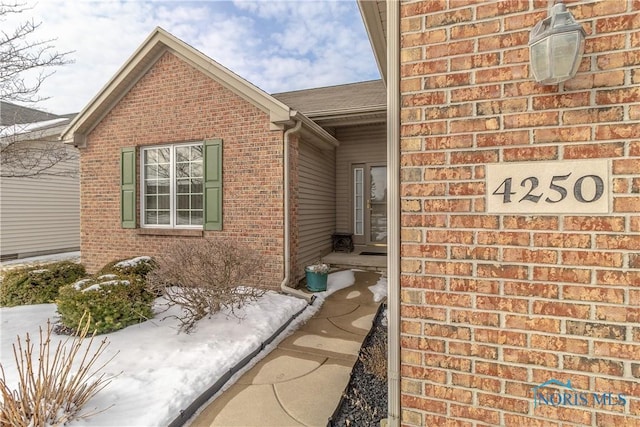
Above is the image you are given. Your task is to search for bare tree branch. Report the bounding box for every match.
[0,1,72,103]
[1,139,78,178]
[0,1,76,178]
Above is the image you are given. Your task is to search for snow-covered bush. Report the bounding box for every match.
[56,257,156,334]
[0,314,115,426]
[0,261,86,307]
[147,239,264,332]
[98,255,156,278]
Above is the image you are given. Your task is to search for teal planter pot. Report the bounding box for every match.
[305,268,328,292]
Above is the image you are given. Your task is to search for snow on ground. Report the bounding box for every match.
[0,269,375,427]
[0,251,81,270]
[368,275,388,302]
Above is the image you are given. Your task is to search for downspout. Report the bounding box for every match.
[387,0,401,425]
[280,118,315,304]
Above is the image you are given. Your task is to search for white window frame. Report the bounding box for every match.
[140,142,203,229]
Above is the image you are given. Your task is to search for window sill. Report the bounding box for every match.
[136,228,203,237]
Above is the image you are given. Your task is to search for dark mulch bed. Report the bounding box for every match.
[329,304,388,426]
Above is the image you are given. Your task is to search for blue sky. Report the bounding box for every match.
[5,0,379,115]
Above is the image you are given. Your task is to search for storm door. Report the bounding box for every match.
[352,163,387,245]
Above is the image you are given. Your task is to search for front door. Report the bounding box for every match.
[353,163,387,245]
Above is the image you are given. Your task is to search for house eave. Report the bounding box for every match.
[358,0,387,84]
[290,111,339,150]
[2,121,71,144]
[305,104,387,127]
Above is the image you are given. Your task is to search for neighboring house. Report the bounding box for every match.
[360,1,640,426]
[0,102,80,261]
[60,28,386,289]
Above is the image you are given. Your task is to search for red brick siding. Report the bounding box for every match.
[80,52,286,288]
[400,0,640,425]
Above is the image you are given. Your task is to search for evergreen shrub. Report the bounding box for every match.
[0,261,86,307]
[56,257,156,334]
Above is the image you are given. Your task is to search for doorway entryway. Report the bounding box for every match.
[352,163,387,246]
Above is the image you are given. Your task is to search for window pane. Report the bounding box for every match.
[145,149,157,164]
[145,211,157,224]
[177,195,189,210]
[157,211,170,225]
[146,196,157,210]
[145,165,157,179]
[176,146,189,162]
[191,178,203,194]
[354,168,364,236]
[157,179,170,195]
[158,148,170,163]
[191,163,203,178]
[176,210,189,225]
[176,179,190,194]
[191,194,203,209]
[158,195,170,210]
[370,166,387,202]
[191,145,203,160]
[143,147,171,227]
[158,164,170,178]
[191,210,203,225]
[176,162,189,178]
[146,182,157,195]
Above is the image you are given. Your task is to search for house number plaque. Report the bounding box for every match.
[486,160,609,214]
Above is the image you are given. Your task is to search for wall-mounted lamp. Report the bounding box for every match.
[528,3,586,85]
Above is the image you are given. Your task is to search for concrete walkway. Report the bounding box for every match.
[188,270,384,427]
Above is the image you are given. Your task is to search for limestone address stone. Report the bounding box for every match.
[486,160,610,214]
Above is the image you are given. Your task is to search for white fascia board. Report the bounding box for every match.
[304,104,387,118]
[291,111,339,149]
[358,0,387,84]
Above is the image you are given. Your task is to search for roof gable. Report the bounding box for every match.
[61,27,292,146]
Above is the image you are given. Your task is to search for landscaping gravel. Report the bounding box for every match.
[329,304,388,426]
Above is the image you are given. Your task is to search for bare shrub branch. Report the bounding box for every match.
[359,330,388,381]
[147,239,265,333]
[0,313,118,426]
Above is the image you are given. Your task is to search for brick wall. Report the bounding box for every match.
[81,51,286,288]
[399,0,640,425]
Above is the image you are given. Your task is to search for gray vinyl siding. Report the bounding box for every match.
[297,140,336,279]
[335,123,386,235]
[0,154,80,260]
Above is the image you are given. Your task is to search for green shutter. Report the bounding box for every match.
[120,147,136,229]
[203,139,223,230]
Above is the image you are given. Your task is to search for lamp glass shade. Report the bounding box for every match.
[528,4,586,85]
[531,32,584,85]
[530,39,551,82]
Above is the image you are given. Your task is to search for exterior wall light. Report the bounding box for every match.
[528,3,586,85]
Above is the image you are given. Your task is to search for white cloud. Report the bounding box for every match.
[2,0,378,115]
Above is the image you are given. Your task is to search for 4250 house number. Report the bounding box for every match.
[486,160,609,214]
